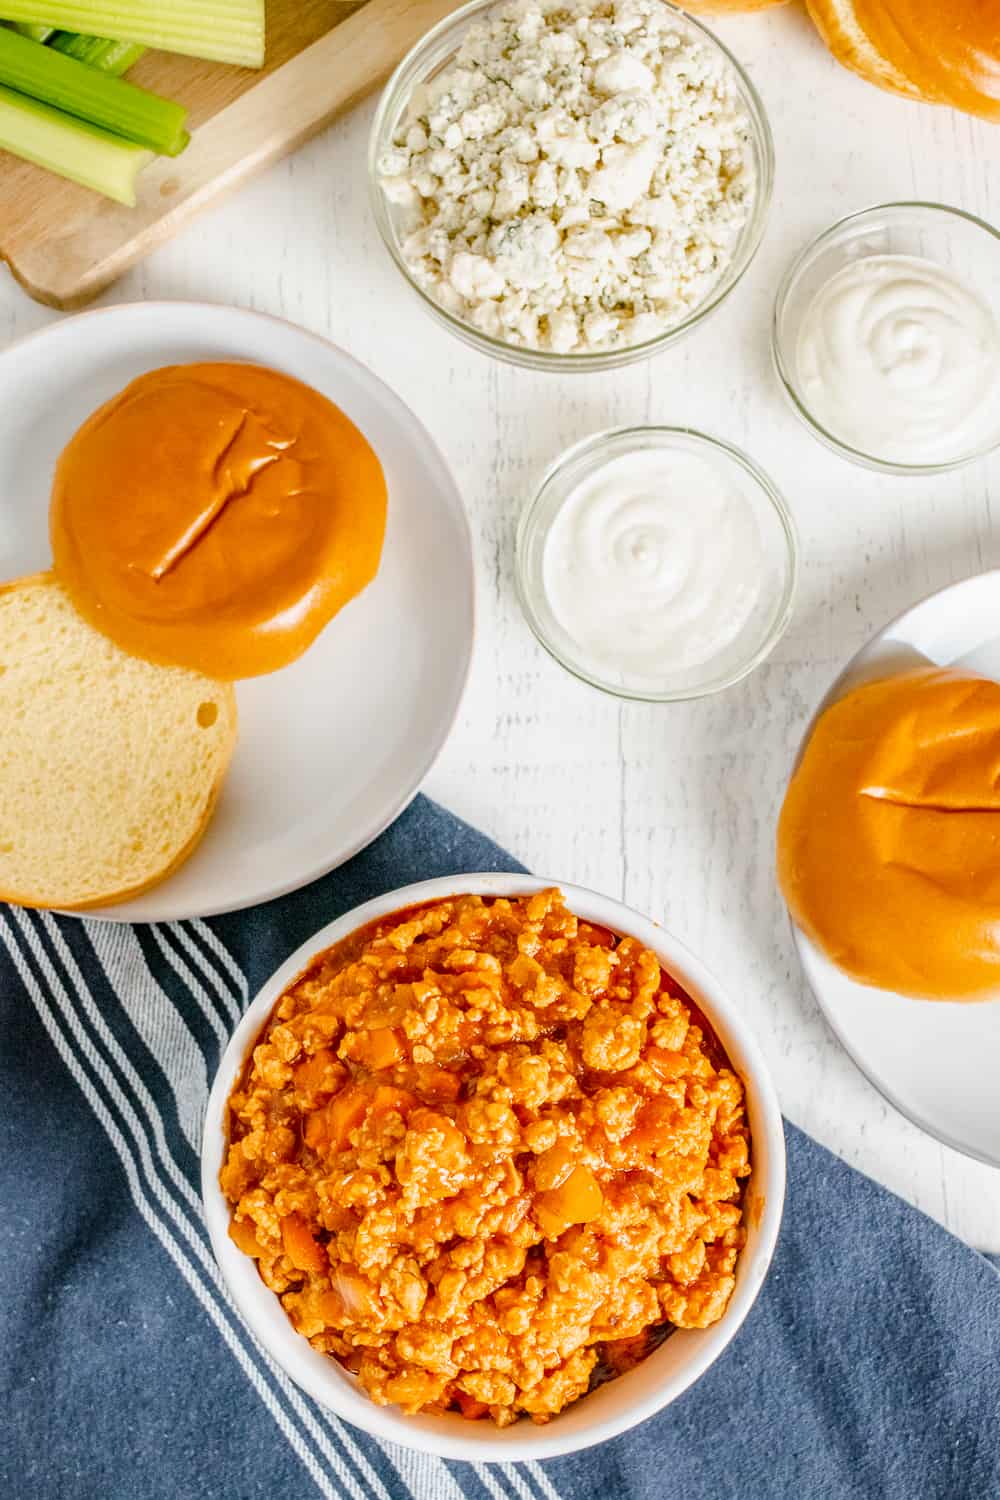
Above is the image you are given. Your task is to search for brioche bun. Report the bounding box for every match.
[806,0,1000,119]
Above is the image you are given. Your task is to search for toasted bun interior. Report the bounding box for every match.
[0,573,238,910]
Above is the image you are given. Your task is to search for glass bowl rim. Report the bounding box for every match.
[771,199,1000,476]
[367,0,776,373]
[515,423,799,702]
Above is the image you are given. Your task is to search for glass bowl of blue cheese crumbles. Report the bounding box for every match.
[370,0,773,370]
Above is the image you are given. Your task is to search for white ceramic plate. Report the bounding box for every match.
[202,874,785,1461]
[789,571,1000,1167]
[0,303,474,922]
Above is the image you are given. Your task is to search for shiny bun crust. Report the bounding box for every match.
[680,0,788,11]
[805,0,1000,120]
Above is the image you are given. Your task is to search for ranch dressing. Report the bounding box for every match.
[796,254,1000,463]
[541,448,763,684]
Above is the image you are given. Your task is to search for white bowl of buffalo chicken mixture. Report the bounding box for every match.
[369,0,773,368]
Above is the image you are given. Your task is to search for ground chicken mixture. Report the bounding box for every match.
[220,890,750,1425]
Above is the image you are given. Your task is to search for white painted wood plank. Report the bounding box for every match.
[2,6,999,1250]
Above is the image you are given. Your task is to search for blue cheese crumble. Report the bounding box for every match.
[379,0,756,355]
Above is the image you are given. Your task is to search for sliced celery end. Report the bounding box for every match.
[0,82,150,203]
[10,21,54,41]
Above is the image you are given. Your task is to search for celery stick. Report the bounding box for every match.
[50,32,145,76]
[0,28,187,153]
[0,3,265,68]
[10,21,53,39]
[0,83,149,202]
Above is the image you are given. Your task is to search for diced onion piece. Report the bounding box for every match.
[628,1096,678,1154]
[326,1084,373,1152]
[536,1163,604,1237]
[228,1215,263,1258]
[369,1084,417,1119]
[317,1269,380,1327]
[645,1046,687,1080]
[455,1392,489,1420]
[293,1046,340,1095]
[532,1139,577,1193]
[355,1027,404,1071]
[417,1065,462,1102]
[280,1212,327,1275]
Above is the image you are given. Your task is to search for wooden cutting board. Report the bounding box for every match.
[0,0,463,308]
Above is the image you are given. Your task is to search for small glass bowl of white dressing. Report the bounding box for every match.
[515,427,797,702]
[772,202,1000,474]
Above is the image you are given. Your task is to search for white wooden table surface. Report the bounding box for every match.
[3,5,999,1250]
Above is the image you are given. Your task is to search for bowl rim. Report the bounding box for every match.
[770,199,1000,475]
[367,0,775,372]
[514,425,799,703]
[201,873,786,1462]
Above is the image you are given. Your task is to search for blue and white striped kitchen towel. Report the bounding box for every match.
[3,795,998,1500]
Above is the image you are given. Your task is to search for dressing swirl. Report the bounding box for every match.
[796,253,1000,463]
[541,449,763,685]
